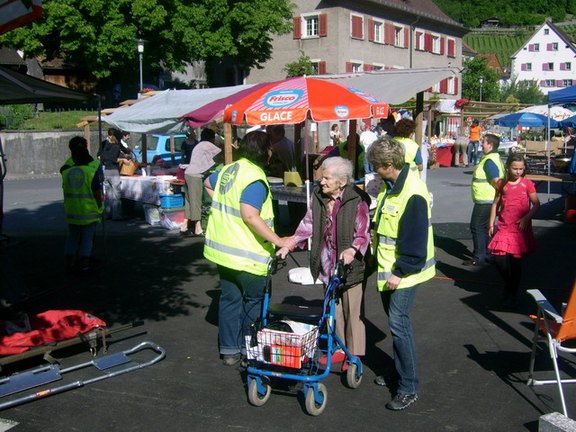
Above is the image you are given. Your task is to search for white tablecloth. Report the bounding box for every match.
[119,175,175,205]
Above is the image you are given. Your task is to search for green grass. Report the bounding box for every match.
[7,110,97,130]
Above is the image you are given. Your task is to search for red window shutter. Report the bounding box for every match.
[529,44,534,52]
[351,15,363,39]
[440,37,445,55]
[439,79,448,94]
[542,63,548,71]
[346,62,353,73]
[424,33,432,52]
[447,39,455,57]
[363,64,374,72]
[560,63,566,71]
[293,17,301,39]
[540,80,546,86]
[427,87,433,92]
[415,32,422,50]
[368,18,374,42]
[547,43,553,51]
[318,61,326,75]
[319,13,327,37]
[385,23,394,45]
[404,26,409,48]
[521,64,527,71]
[453,77,459,95]
[556,80,563,86]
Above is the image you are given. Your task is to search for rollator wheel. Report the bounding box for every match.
[304,383,328,416]
[345,362,362,389]
[247,378,271,406]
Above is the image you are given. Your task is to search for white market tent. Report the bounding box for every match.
[104,84,259,134]
[311,67,460,104]
[103,67,460,134]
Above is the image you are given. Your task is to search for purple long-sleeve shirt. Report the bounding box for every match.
[292,191,371,284]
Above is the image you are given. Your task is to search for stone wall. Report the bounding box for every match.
[1,130,102,177]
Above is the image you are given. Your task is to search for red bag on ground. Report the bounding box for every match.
[0,310,107,356]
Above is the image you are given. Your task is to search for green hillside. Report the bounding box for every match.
[464,32,529,69]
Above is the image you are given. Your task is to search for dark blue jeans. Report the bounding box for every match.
[470,203,491,263]
[217,265,266,356]
[381,285,420,395]
[467,140,479,165]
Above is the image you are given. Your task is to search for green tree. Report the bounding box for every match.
[498,79,546,104]
[461,57,500,102]
[283,51,316,77]
[0,0,293,83]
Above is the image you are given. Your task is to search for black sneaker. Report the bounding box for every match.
[386,393,418,411]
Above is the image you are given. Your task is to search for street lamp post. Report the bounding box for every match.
[137,38,144,96]
[479,76,484,102]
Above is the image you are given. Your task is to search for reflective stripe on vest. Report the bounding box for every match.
[203,159,275,276]
[373,173,435,290]
[472,152,504,204]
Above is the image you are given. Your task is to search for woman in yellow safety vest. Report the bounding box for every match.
[366,135,435,411]
[203,130,291,366]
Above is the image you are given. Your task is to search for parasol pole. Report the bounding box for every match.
[547,104,551,198]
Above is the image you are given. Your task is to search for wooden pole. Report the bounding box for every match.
[224,123,233,164]
[348,119,358,178]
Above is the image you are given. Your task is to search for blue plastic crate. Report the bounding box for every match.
[159,194,184,209]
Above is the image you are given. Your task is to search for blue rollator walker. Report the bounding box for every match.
[245,257,363,416]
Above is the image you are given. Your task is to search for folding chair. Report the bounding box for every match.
[527,281,576,417]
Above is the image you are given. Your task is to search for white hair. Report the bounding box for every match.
[321,156,353,184]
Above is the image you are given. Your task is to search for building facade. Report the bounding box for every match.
[510,21,576,95]
[245,0,467,98]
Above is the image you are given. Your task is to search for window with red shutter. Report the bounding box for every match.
[453,77,459,95]
[415,32,422,50]
[293,17,301,39]
[448,39,455,57]
[318,61,326,74]
[440,37,445,55]
[351,14,363,39]
[404,26,409,48]
[385,23,394,45]
[439,79,448,94]
[521,64,527,71]
[319,13,327,37]
[363,64,374,71]
[368,18,374,42]
[424,33,432,52]
[345,62,353,73]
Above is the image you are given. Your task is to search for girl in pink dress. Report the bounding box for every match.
[488,153,540,308]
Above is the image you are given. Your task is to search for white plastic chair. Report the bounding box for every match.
[527,282,576,417]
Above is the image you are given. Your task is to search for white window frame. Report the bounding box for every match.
[394,25,404,47]
[552,42,558,51]
[415,31,425,51]
[373,19,384,44]
[544,28,549,35]
[526,63,532,71]
[545,79,555,87]
[566,62,572,71]
[432,34,441,54]
[349,60,363,73]
[310,58,321,74]
[302,13,319,38]
[534,43,540,51]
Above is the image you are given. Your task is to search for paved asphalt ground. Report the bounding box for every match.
[0,166,575,432]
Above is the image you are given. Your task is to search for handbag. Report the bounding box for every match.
[119,158,140,176]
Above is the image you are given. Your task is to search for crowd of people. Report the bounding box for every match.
[59,116,541,412]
